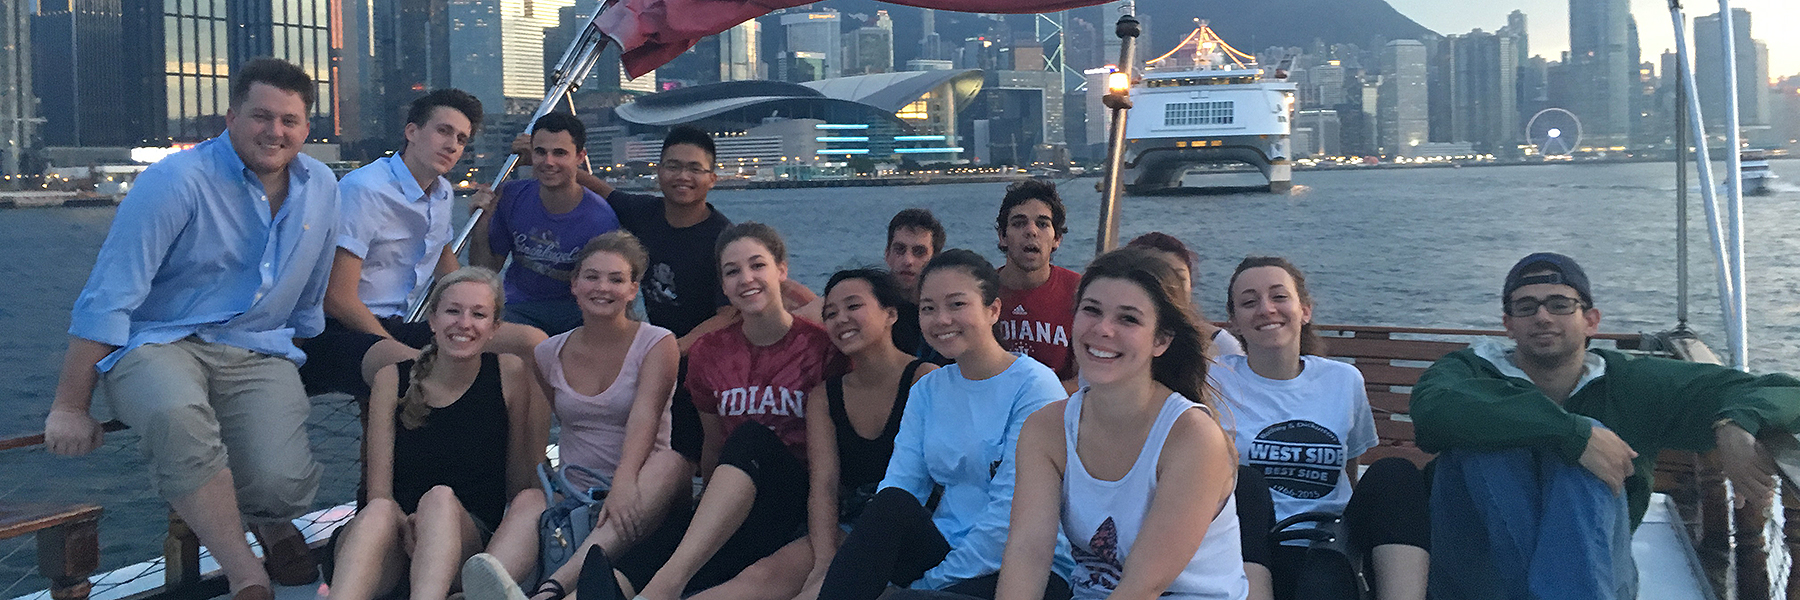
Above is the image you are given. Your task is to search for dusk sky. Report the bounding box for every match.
[1386,0,1797,80]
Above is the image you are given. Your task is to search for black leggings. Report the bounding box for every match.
[819,487,1072,600]
[1236,457,1431,600]
[613,422,808,593]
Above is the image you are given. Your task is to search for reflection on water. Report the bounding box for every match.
[2,159,1798,591]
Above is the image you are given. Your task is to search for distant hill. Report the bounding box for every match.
[805,0,1437,65]
[1130,0,1437,56]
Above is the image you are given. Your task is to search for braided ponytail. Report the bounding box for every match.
[397,266,505,430]
[398,339,439,430]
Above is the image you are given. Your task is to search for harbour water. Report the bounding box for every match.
[2,159,1798,594]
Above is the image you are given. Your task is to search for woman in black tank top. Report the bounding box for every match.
[797,269,937,597]
[328,268,548,600]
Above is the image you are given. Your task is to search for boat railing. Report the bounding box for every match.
[2,393,366,600]
[1309,322,1788,599]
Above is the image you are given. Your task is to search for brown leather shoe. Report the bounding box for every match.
[253,522,319,586]
[232,584,274,600]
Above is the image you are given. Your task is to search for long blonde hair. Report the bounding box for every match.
[400,267,505,429]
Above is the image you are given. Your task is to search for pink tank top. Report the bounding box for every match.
[536,322,675,488]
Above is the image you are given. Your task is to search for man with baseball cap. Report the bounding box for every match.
[1411,252,1800,600]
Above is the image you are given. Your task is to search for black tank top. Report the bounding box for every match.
[391,353,509,527]
[828,359,925,521]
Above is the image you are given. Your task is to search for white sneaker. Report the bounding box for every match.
[461,553,528,600]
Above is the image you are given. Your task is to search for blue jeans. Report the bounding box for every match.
[1429,446,1637,600]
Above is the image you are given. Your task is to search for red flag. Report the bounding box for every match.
[598,0,1118,79]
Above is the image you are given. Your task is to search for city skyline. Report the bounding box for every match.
[1388,0,1798,77]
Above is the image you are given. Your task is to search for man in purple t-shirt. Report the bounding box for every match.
[470,112,621,335]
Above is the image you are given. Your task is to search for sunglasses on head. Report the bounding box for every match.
[1506,294,1589,317]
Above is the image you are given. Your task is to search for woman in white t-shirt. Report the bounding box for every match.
[1214,257,1429,600]
[996,247,1247,600]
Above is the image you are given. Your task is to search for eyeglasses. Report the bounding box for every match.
[1506,295,1588,317]
[658,162,714,176]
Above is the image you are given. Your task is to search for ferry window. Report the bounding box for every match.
[1167,101,1234,126]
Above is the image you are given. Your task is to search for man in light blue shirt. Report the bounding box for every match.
[42,59,336,600]
[299,89,548,398]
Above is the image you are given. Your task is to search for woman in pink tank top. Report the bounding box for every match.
[479,231,689,600]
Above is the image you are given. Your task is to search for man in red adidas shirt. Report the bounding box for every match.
[995,179,1081,391]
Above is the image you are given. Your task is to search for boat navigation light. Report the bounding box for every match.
[1107,72,1131,94]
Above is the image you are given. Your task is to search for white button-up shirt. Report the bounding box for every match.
[335,152,453,318]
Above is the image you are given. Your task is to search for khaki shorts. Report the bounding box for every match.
[102,337,321,523]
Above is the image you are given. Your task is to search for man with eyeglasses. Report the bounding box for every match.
[1411,252,1800,600]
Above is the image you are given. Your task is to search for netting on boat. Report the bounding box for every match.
[2,393,367,600]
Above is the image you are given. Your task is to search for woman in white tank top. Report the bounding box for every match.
[995,247,1248,600]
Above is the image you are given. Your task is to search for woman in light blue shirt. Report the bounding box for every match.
[816,249,1074,600]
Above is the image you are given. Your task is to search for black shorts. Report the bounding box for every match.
[299,316,433,397]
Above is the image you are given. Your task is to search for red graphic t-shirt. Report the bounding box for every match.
[686,318,837,460]
[998,265,1081,381]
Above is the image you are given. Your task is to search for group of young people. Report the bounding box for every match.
[41,58,1800,600]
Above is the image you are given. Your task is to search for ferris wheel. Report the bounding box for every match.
[1525,108,1582,156]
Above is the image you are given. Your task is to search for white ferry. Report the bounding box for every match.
[1121,22,1296,193]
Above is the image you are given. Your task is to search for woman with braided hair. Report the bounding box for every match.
[328,267,549,600]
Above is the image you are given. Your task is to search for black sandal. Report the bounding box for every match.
[529,578,567,600]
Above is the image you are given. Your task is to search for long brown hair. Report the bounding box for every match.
[400,267,505,430]
[1078,247,1215,411]
[1225,256,1327,356]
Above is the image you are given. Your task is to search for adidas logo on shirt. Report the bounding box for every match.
[1013,305,1029,316]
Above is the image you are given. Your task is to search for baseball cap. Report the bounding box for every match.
[1503,252,1593,307]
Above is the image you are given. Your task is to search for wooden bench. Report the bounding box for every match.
[0,503,102,600]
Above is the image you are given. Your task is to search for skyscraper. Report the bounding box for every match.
[781,11,841,79]
[32,0,130,148]
[334,0,375,149]
[1567,0,1633,142]
[720,20,760,81]
[1506,10,1529,65]
[1445,30,1518,150]
[1694,9,1766,127]
[1378,39,1428,156]
[228,0,335,111]
[919,8,943,61]
[119,0,336,143]
[1310,61,1348,109]
[845,11,894,75]
[448,0,505,111]
[338,0,453,153]
[1,0,32,174]
[1752,40,1769,127]
[502,0,576,102]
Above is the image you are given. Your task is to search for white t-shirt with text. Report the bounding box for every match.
[1211,353,1377,527]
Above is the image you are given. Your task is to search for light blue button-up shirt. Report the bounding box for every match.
[68,133,339,371]
[335,152,452,317]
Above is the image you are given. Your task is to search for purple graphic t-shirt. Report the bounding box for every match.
[487,180,621,303]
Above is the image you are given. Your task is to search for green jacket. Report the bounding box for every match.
[1411,344,1800,527]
